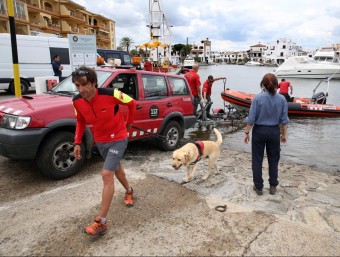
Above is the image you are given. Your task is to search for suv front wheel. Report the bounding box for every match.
[158,121,181,151]
[36,131,85,179]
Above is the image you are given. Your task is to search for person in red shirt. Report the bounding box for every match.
[184,64,201,115]
[278,78,293,101]
[202,75,225,118]
[72,66,136,236]
[144,59,152,71]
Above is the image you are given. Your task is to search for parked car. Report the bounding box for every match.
[0,67,196,179]
[96,49,133,67]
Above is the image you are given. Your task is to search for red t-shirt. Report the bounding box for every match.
[278,81,291,94]
[202,80,213,97]
[144,61,152,71]
[184,70,201,96]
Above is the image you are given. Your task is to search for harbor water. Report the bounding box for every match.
[186,64,340,175]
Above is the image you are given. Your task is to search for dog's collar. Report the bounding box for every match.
[190,141,204,165]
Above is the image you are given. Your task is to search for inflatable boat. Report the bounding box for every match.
[221,79,340,117]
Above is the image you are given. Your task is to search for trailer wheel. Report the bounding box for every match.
[158,121,181,151]
[9,79,29,95]
[36,131,85,180]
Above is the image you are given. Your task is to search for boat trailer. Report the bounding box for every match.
[195,78,247,130]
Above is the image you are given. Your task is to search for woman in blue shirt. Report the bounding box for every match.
[244,73,289,195]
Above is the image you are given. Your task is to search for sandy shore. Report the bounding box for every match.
[0,147,339,256]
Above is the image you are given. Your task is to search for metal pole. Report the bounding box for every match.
[7,0,21,97]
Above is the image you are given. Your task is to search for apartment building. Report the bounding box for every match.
[191,38,212,64]
[0,0,115,49]
[263,38,304,65]
[247,43,266,63]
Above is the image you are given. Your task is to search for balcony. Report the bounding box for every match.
[97,34,110,42]
[61,10,85,23]
[24,0,40,9]
[41,21,61,32]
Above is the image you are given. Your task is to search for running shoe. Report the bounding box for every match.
[124,187,134,207]
[82,217,107,236]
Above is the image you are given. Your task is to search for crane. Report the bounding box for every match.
[146,0,172,65]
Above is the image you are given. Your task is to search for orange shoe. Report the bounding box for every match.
[124,187,134,207]
[82,217,107,236]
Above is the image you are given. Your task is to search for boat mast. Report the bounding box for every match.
[148,0,172,64]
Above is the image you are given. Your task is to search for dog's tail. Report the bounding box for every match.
[213,128,223,146]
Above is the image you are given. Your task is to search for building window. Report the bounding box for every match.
[14,1,26,20]
[283,45,286,49]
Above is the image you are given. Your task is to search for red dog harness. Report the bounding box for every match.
[190,141,204,165]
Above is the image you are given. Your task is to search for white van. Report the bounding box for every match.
[0,33,72,94]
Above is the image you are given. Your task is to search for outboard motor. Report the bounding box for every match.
[311,92,327,104]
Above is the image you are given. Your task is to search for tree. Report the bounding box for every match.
[172,43,193,63]
[120,37,134,52]
[130,49,138,56]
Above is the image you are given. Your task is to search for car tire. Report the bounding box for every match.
[158,121,182,151]
[9,79,29,95]
[36,131,85,180]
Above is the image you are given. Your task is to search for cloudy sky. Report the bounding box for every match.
[73,0,340,52]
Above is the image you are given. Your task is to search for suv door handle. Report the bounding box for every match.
[167,103,173,107]
[136,105,143,110]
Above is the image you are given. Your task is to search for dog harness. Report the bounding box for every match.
[190,141,204,165]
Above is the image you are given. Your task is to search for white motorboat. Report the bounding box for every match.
[244,60,263,66]
[313,46,339,63]
[275,49,340,79]
[183,56,195,69]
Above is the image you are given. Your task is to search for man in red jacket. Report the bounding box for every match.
[72,66,136,236]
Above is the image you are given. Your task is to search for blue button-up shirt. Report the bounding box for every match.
[246,91,289,126]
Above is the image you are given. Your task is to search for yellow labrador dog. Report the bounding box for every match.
[172,128,222,182]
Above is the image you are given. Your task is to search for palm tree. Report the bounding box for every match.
[120,37,134,52]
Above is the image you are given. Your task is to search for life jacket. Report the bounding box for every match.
[190,141,204,165]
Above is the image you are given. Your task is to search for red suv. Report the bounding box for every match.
[0,67,196,179]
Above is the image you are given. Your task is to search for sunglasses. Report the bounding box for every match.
[71,70,89,76]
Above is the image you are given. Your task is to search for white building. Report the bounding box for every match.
[263,38,304,65]
[247,43,266,63]
[191,38,213,64]
[212,51,247,63]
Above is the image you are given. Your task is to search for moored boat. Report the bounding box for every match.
[274,55,340,79]
[244,60,264,66]
[183,56,195,69]
[221,79,340,117]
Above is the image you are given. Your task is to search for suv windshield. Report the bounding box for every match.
[51,70,114,93]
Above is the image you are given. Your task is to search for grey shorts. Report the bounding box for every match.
[96,138,128,172]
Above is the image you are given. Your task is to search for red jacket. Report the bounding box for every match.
[73,88,136,144]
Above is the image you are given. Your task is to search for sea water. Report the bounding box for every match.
[186,64,340,175]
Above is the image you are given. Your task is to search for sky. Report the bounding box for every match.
[73,0,340,52]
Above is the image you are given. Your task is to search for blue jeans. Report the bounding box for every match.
[251,125,280,189]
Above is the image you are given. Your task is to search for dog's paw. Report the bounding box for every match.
[182,177,190,183]
[202,175,209,181]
